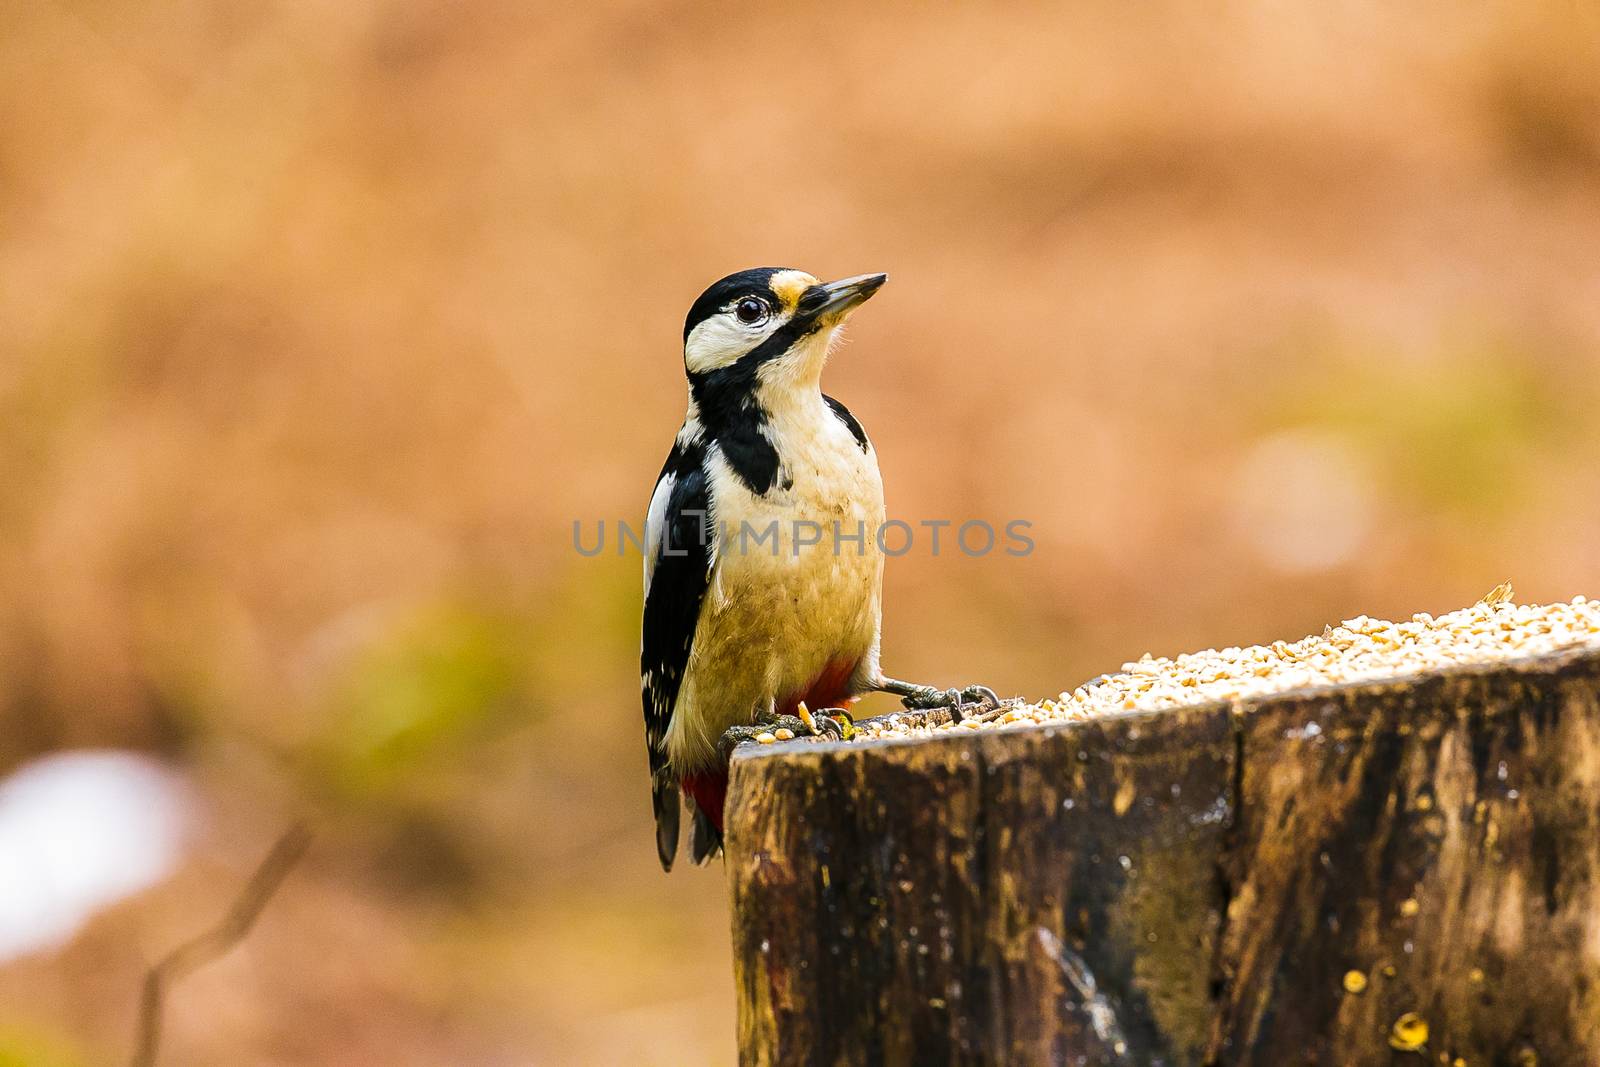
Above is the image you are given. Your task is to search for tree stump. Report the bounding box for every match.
[725,646,1600,1066]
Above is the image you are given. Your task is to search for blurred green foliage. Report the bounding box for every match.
[0,1026,83,1067]
[309,600,532,803]
[1267,336,1585,516]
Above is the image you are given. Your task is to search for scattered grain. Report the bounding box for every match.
[853,592,1600,742]
[1390,1011,1430,1052]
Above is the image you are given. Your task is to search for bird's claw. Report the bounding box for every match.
[717,722,772,761]
[717,704,855,758]
[796,702,855,741]
[957,685,1002,712]
[896,683,1003,721]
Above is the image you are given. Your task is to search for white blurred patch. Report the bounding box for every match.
[1232,430,1376,573]
[0,751,190,963]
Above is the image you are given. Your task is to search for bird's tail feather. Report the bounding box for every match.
[652,773,680,871]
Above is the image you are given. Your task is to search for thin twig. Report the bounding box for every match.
[129,821,314,1067]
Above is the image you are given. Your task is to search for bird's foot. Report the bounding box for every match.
[875,677,1004,722]
[795,702,855,741]
[717,722,778,760]
[717,703,855,760]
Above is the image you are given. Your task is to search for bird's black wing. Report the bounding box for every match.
[640,438,713,871]
[823,393,870,452]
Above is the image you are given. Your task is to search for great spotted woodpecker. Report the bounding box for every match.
[641,268,997,869]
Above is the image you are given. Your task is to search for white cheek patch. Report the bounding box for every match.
[684,313,781,375]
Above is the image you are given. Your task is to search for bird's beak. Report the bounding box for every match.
[798,273,888,325]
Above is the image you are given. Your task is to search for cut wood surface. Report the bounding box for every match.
[726,646,1600,1066]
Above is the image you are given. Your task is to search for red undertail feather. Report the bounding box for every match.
[778,655,862,719]
[682,656,864,836]
[682,772,728,834]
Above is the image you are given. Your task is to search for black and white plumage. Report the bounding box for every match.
[642,267,988,871]
[639,267,889,870]
[640,433,712,865]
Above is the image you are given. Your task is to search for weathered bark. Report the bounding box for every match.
[726,647,1600,1066]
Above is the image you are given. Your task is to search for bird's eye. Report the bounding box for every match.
[734,297,769,325]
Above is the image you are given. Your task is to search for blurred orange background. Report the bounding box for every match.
[3,3,1599,1064]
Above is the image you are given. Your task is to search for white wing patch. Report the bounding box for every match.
[643,470,675,593]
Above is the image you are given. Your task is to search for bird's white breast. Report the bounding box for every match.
[666,395,885,771]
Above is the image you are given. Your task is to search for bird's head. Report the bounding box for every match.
[681,268,886,391]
